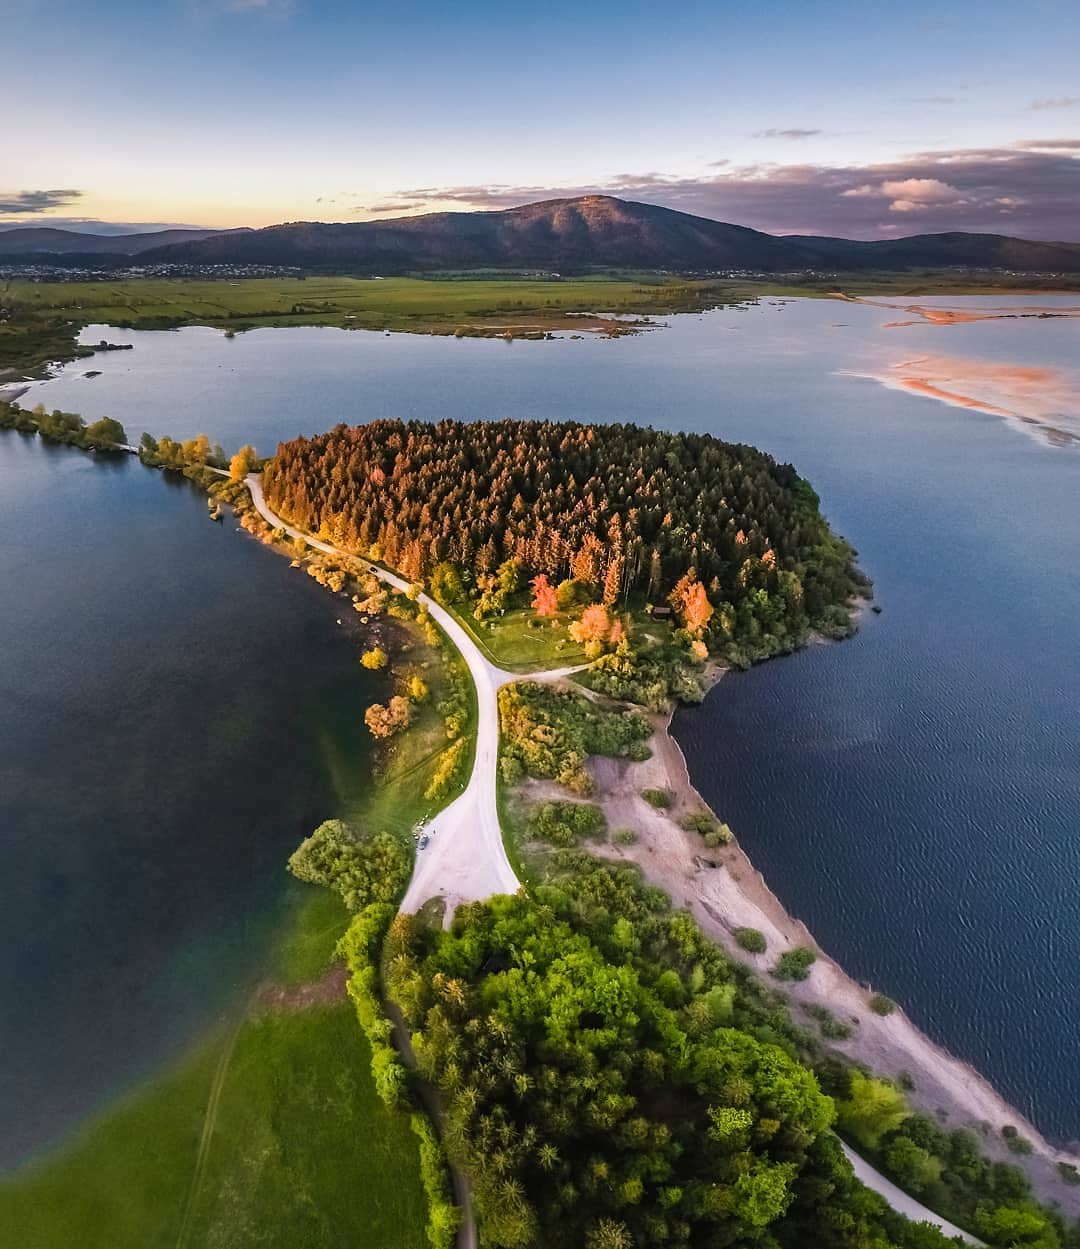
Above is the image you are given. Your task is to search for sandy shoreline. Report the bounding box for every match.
[580,669,1080,1216]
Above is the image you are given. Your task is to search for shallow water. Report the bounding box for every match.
[0,435,380,1169]
[18,293,1080,1143]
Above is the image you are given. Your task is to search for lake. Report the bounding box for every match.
[12,291,1080,1145]
[0,434,382,1170]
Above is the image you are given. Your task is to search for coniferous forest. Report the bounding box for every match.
[262,418,866,649]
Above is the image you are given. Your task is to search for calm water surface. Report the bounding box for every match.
[17,293,1080,1144]
[0,435,379,1169]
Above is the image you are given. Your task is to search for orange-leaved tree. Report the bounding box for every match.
[531,573,559,618]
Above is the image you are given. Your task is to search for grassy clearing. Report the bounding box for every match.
[450,602,590,671]
[442,597,664,674]
[271,887,352,986]
[0,1003,429,1249]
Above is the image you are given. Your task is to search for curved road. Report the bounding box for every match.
[247,473,581,914]
[245,473,983,1246]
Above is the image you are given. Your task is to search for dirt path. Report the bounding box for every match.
[174,1005,248,1249]
[243,475,1068,1232]
[247,474,522,915]
[588,704,1080,1218]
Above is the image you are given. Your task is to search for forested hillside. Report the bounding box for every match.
[263,418,865,654]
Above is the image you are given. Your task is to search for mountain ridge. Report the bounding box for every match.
[4,196,1080,273]
[0,225,235,257]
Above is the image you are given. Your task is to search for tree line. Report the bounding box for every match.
[262,418,868,653]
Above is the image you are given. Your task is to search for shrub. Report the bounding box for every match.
[837,1072,910,1151]
[499,682,651,795]
[424,738,468,802]
[1058,1162,1080,1186]
[360,645,389,670]
[641,788,673,809]
[410,1113,462,1249]
[364,695,415,739]
[681,810,717,834]
[613,828,638,846]
[337,904,407,1108]
[734,927,767,954]
[702,823,733,848]
[288,820,411,911]
[870,993,896,1017]
[772,947,817,981]
[529,800,607,848]
[1001,1125,1033,1155]
[806,1004,853,1040]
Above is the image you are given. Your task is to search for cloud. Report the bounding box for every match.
[907,95,957,104]
[359,201,429,215]
[1028,96,1080,110]
[185,0,294,16]
[0,188,82,215]
[349,140,1080,240]
[754,128,822,139]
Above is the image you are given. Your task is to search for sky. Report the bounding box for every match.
[3,0,1079,240]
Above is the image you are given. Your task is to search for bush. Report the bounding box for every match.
[1058,1162,1080,1186]
[772,947,817,981]
[702,823,733,848]
[734,927,767,954]
[641,788,672,809]
[425,738,468,802]
[836,1071,910,1151]
[613,828,638,846]
[288,820,411,911]
[365,695,415,739]
[409,1113,462,1249]
[681,810,717,834]
[870,993,896,1016]
[499,682,651,795]
[529,801,607,848]
[1001,1125,1033,1155]
[361,646,389,670]
[806,1004,853,1040]
[579,645,706,710]
[337,904,408,1108]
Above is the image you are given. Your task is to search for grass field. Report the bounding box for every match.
[0,273,736,376]
[0,999,429,1249]
[5,269,1070,377]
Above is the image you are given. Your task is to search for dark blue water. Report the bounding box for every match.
[24,296,1080,1142]
[0,434,380,1169]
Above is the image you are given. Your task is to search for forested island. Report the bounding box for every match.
[263,418,868,675]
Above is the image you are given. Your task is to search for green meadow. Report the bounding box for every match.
[0,882,428,1249]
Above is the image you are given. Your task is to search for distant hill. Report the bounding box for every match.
[786,230,1080,273]
[6,198,1080,273]
[139,197,816,271]
[0,226,233,258]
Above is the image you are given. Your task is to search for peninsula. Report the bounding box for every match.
[3,403,1078,1249]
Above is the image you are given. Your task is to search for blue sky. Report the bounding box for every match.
[4,0,1079,238]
